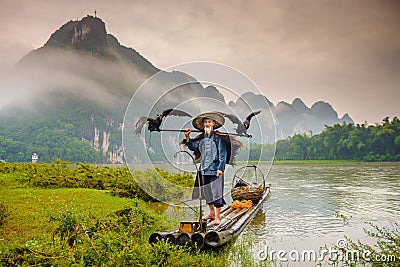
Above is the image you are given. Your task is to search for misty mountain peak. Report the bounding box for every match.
[292,97,310,113]
[340,113,353,123]
[276,101,293,112]
[311,101,338,119]
[45,15,107,53]
[204,85,225,102]
[20,15,159,75]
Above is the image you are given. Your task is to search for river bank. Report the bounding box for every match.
[0,162,266,266]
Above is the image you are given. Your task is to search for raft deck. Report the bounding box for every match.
[149,184,271,249]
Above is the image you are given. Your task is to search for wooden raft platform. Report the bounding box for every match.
[149,184,271,249]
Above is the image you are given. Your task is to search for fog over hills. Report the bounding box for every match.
[0,15,353,163]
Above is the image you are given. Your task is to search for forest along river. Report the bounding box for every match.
[131,162,400,266]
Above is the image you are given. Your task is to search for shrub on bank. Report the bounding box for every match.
[0,202,227,266]
[0,160,194,202]
[1,207,157,265]
[340,222,400,266]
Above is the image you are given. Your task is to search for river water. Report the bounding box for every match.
[131,162,400,266]
[243,162,400,266]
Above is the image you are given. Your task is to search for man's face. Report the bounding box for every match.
[203,118,215,137]
[203,118,215,128]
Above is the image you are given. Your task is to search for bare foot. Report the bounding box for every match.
[202,214,215,221]
[211,218,220,226]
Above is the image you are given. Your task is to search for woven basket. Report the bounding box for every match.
[230,185,264,202]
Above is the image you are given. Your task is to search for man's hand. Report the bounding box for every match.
[184,128,191,141]
[216,170,223,177]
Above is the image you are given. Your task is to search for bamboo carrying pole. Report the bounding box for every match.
[158,128,252,138]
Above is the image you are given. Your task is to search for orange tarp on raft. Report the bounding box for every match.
[230,200,253,209]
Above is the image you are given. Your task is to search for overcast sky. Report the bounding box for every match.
[1,0,399,124]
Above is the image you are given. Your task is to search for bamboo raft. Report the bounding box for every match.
[149,165,271,249]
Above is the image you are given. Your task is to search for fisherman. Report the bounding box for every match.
[183,112,242,226]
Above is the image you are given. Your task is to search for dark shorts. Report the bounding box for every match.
[202,174,226,208]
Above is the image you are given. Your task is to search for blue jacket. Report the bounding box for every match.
[185,131,227,175]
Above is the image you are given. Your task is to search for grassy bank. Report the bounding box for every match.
[0,162,266,266]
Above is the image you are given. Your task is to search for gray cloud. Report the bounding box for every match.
[0,47,149,114]
[0,0,399,123]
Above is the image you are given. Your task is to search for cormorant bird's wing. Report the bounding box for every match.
[161,108,192,118]
[219,112,242,125]
[134,116,148,135]
[245,110,262,122]
[243,110,262,129]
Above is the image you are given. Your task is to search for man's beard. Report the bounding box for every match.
[204,126,213,137]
